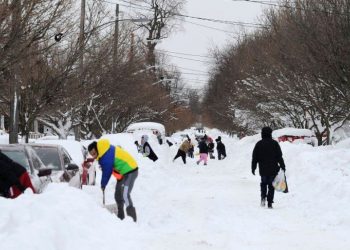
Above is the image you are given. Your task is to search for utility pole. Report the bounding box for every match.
[111,4,119,133]
[75,0,85,141]
[113,4,119,68]
[9,0,21,144]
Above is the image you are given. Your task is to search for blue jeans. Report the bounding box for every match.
[260,176,275,204]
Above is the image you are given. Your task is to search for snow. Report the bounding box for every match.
[1,129,350,250]
[335,137,350,149]
[0,133,9,144]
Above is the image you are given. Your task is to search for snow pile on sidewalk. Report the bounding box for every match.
[0,131,349,250]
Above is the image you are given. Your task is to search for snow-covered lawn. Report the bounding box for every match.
[0,131,349,250]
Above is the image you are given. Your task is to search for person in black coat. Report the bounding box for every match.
[140,135,158,162]
[0,150,34,198]
[251,127,286,209]
[215,136,226,160]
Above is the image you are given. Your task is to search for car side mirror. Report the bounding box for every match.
[38,168,52,177]
[66,163,79,171]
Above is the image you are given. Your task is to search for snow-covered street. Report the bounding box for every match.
[1,130,350,250]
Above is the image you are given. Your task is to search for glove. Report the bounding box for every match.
[252,169,255,175]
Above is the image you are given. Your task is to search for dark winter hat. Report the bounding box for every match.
[215,136,222,142]
[261,127,273,139]
[88,141,98,153]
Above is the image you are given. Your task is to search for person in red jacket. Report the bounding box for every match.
[0,150,35,198]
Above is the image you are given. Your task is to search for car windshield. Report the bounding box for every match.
[1,150,31,172]
[32,147,61,170]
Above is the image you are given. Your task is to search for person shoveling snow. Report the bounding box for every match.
[88,139,138,222]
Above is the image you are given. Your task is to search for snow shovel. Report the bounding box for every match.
[102,190,118,215]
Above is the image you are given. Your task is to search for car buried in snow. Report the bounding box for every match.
[31,139,96,187]
[29,143,82,188]
[272,128,317,146]
[0,144,52,194]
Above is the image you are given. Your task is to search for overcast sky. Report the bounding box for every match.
[110,0,277,90]
[157,0,274,91]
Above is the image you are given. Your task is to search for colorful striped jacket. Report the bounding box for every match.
[97,139,138,188]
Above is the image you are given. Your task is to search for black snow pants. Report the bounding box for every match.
[260,175,275,204]
[173,149,186,164]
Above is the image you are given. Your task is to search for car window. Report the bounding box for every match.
[31,153,44,170]
[62,149,72,166]
[32,147,61,170]
[1,150,31,172]
[26,146,46,170]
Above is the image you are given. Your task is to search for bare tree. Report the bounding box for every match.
[203,0,350,144]
[131,0,186,66]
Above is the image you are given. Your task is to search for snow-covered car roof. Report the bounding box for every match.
[126,122,165,135]
[33,139,86,165]
[272,128,315,138]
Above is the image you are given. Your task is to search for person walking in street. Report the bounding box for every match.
[140,134,158,162]
[154,130,163,145]
[207,136,215,159]
[188,142,194,158]
[251,127,286,209]
[0,150,35,198]
[196,136,209,165]
[215,136,227,160]
[134,140,142,153]
[173,138,191,164]
[88,139,138,222]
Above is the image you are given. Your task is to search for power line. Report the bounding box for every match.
[162,64,210,74]
[157,49,215,59]
[99,0,151,11]
[231,0,350,17]
[178,18,242,37]
[172,13,267,29]
[231,0,282,8]
[161,69,209,77]
[100,0,268,29]
[160,53,212,63]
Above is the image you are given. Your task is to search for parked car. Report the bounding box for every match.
[272,128,317,146]
[33,139,96,187]
[29,144,81,188]
[126,122,166,144]
[0,144,52,194]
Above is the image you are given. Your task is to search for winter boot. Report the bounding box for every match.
[126,206,137,222]
[268,203,273,209]
[261,198,266,207]
[117,205,125,220]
